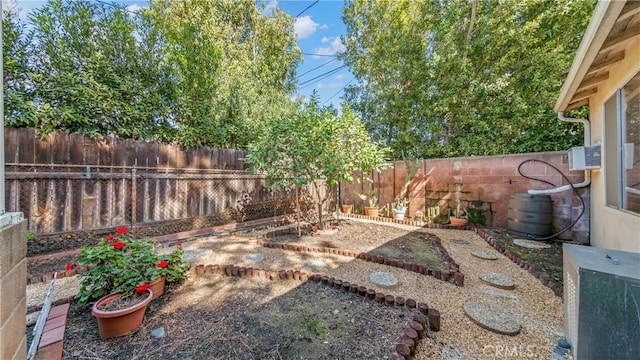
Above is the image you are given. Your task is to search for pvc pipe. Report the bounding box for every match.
[527,112,592,195]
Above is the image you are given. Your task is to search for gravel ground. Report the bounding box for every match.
[27,218,565,359]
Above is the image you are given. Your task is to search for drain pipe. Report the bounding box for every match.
[528,112,591,195]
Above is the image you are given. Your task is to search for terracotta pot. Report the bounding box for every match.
[92,290,153,339]
[450,217,469,226]
[148,277,166,300]
[341,204,353,214]
[364,206,379,217]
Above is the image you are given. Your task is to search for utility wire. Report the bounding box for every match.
[296,58,337,79]
[295,0,320,17]
[302,52,337,57]
[94,0,141,16]
[299,65,347,87]
[322,77,355,105]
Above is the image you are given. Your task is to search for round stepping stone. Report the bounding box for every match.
[471,251,498,260]
[451,239,469,244]
[369,272,398,288]
[242,253,265,262]
[463,302,521,335]
[479,273,515,290]
[513,238,551,249]
[302,259,326,271]
[182,249,213,263]
[479,285,519,300]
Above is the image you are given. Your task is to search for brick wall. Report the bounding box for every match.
[340,151,590,244]
[0,221,28,360]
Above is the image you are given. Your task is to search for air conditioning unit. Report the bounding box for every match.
[563,244,640,360]
[568,145,601,171]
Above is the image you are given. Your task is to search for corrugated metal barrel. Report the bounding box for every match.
[507,193,553,238]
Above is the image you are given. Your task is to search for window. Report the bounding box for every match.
[605,71,640,215]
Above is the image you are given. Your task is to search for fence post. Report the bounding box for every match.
[131,166,137,228]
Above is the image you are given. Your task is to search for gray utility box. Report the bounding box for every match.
[563,244,640,360]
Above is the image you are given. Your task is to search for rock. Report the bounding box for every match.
[451,239,469,244]
[463,302,521,335]
[558,338,571,349]
[471,251,498,260]
[479,273,516,290]
[151,327,165,339]
[302,259,326,271]
[242,253,265,262]
[369,272,398,288]
[513,239,551,249]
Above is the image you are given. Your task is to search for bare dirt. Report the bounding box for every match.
[59,277,429,360]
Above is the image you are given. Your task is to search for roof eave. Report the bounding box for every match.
[554,1,627,112]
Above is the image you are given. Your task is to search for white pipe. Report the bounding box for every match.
[527,112,591,195]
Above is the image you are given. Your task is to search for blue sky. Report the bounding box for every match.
[10,0,351,108]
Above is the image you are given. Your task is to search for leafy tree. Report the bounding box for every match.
[26,0,175,140]
[146,0,302,148]
[2,6,36,126]
[245,95,388,229]
[341,0,597,159]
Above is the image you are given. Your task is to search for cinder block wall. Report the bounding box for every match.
[341,151,590,244]
[0,221,27,360]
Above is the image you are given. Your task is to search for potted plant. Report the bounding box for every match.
[450,200,469,226]
[392,198,408,220]
[355,188,379,217]
[341,203,353,215]
[76,226,189,338]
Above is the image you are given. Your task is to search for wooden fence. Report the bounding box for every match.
[4,128,296,236]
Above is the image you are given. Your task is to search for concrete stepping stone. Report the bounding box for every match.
[183,249,214,263]
[479,273,515,290]
[464,302,521,335]
[369,272,398,288]
[451,239,469,244]
[302,259,326,271]
[513,239,551,249]
[471,250,498,260]
[242,253,265,262]
[479,285,518,300]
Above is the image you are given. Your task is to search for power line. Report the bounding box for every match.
[322,77,355,105]
[299,65,347,87]
[296,58,337,79]
[302,52,337,57]
[295,0,319,17]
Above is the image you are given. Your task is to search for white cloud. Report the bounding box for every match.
[126,4,146,13]
[334,73,347,80]
[321,36,330,43]
[317,82,343,89]
[312,37,346,59]
[294,16,319,39]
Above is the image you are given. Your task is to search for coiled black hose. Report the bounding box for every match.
[516,159,586,241]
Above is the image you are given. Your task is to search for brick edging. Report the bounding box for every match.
[191,263,441,359]
[474,228,563,298]
[345,213,472,230]
[256,230,465,287]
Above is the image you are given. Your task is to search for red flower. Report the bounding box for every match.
[115,226,128,234]
[175,242,183,248]
[113,241,125,250]
[136,283,149,294]
[105,234,115,242]
[158,260,169,268]
[65,263,75,271]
